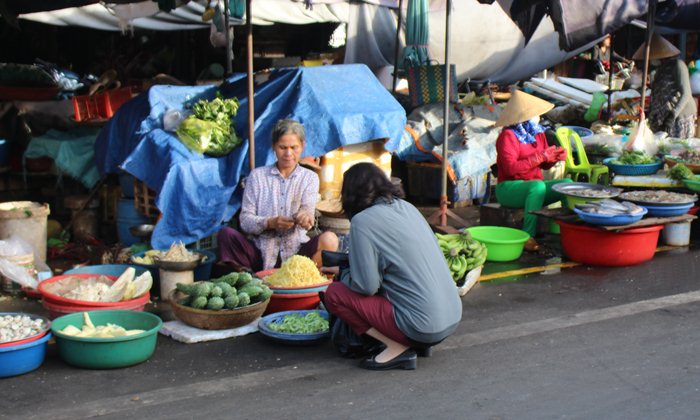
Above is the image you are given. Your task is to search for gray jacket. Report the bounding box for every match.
[340,198,462,343]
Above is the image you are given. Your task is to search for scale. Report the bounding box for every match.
[152,255,202,302]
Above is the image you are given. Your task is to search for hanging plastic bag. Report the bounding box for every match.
[625,111,658,156]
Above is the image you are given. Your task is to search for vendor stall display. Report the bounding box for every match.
[258,310,330,345]
[551,182,622,209]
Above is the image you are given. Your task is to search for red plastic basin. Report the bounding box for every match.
[42,298,147,320]
[38,274,150,311]
[264,292,321,315]
[557,221,664,266]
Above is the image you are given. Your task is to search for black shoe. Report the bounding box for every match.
[415,346,433,358]
[360,349,417,371]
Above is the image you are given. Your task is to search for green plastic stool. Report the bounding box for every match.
[555,127,610,185]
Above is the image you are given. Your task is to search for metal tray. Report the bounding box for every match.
[551,182,622,199]
[618,191,698,207]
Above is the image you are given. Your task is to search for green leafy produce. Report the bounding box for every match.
[191,296,208,309]
[236,292,250,307]
[267,312,329,334]
[206,296,225,310]
[176,93,241,157]
[612,150,657,165]
[224,294,239,309]
[668,163,695,181]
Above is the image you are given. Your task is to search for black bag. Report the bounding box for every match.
[330,317,381,358]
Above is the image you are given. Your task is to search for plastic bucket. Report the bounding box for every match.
[0,202,50,263]
[557,221,663,266]
[117,198,151,246]
[0,253,35,295]
[662,222,691,247]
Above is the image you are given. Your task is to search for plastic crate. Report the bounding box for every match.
[72,87,134,121]
[187,233,218,252]
[134,179,160,218]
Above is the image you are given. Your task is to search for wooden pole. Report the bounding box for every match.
[639,0,657,117]
[246,0,255,171]
[392,0,404,93]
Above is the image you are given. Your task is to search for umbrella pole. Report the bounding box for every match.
[607,33,614,122]
[639,0,657,117]
[224,0,232,74]
[246,0,255,171]
[392,0,404,93]
[439,0,451,227]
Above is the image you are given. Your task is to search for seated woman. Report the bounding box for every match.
[217,119,339,272]
[633,34,697,139]
[494,90,570,251]
[323,163,462,371]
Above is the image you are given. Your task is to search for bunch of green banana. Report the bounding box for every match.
[436,231,487,283]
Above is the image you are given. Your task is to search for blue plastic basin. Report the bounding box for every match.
[0,333,52,378]
[258,310,330,345]
[573,207,647,226]
[641,203,694,217]
[65,264,149,277]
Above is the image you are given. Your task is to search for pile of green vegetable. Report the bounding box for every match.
[668,163,696,181]
[267,312,329,334]
[175,272,272,311]
[176,93,242,157]
[612,150,657,165]
[436,232,487,284]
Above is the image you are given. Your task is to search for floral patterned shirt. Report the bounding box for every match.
[239,164,319,270]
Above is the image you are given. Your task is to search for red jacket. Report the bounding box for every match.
[496,129,553,182]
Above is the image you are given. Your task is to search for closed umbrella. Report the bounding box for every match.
[400,0,430,68]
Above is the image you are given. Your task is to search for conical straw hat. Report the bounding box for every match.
[633,34,680,60]
[495,90,554,127]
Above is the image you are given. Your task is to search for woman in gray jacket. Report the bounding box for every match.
[323,163,462,371]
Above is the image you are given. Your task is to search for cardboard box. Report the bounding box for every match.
[319,139,392,200]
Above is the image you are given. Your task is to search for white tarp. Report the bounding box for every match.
[19,0,596,84]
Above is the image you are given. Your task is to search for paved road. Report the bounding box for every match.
[3,247,700,419]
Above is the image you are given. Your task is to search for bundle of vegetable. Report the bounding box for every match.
[267,312,329,334]
[575,199,644,215]
[175,272,272,310]
[612,150,657,165]
[60,313,144,338]
[435,232,487,284]
[668,163,696,181]
[176,93,241,157]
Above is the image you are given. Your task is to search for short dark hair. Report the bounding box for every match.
[341,162,403,219]
[271,119,305,145]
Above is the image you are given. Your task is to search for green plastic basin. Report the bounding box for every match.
[466,226,530,262]
[51,310,162,369]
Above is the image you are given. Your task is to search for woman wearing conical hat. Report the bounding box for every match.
[494,90,570,251]
[634,34,697,138]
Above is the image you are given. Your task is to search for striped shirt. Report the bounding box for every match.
[239,164,319,270]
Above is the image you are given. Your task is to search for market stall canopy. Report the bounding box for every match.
[95,64,406,249]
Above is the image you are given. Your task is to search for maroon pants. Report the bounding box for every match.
[324,282,411,346]
[217,226,320,272]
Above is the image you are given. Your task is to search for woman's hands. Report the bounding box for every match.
[266,216,295,231]
[543,145,567,163]
[266,211,314,232]
[294,211,314,230]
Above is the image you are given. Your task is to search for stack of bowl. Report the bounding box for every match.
[0,312,52,378]
[256,269,332,315]
[38,274,150,319]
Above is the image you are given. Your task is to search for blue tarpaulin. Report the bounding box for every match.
[94,64,406,249]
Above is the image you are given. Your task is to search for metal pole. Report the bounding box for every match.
[640,0,657,117]
[224,0,232,74]
[392,0,404,93]
[246,0,255,171]
[607,33,614,122]
[440,0,451,227]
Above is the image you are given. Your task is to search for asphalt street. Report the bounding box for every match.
[3,246,700,419]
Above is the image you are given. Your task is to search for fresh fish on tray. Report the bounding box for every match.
[618,190,698,205]
[575,199,645,215]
